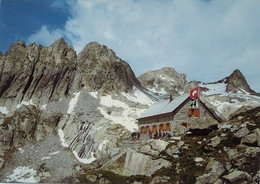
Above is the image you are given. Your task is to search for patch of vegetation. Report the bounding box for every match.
[76,170,151,184]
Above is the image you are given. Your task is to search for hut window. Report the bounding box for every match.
[188,108,200,117]
[180,122,191,128]
[159,124,163,131]
[152,125,157,133]
[140,126,144,134]
[146,126,150,133]
[180,122,188,127]
[166,123,171,131]
[163,123,167,131]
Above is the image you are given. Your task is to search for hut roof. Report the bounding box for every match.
[137,94,222,123]
[138,95,189,120]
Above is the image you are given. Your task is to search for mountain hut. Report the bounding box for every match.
[137,87,222,135]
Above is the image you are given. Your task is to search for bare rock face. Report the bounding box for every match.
[101,149,171,177]
[138,67,191,96]
[223,170,247,183]
[0,38,77,111]
[0,39,142,112]
[75,42,141,95]
[225,69,255,93]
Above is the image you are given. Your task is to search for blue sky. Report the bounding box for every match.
[0,0,260,92]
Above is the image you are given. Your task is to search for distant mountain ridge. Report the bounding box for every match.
[138,67,256,96]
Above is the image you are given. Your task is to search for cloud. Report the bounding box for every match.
[50,0,69,11]
[27,25,63,46]
[26,0,260,92]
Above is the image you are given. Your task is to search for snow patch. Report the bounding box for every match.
[98,140,109,151]
[41,157,51,160]
[172,137,181,141]
[41,104,47,110]
[122,87,153,106]
[89,91,98,99]
[100,95,128,108]
[0,106,8,115]
[195,157,203,162]
[5,166,39,183]
[72,151,96,164]
[16,99,34,109]
[18,148,24,154]
[49,151,60,155]
[98,106,138,132]
[218,124,232,129]
[57,129,69,147]
[200,83,226,96]
[67,91,81,114]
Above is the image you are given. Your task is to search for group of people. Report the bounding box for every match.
[131,132,141,141]
[131,130,172,141]
[149,130,172,140]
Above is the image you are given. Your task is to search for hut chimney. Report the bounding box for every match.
[170,94,173,102]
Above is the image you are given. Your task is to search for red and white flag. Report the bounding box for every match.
[190,86,199,98]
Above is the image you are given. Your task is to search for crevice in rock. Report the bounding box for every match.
[65,84,70,96]
[21,64,36,102]
[29,67,46,99]
[10,123,16,148]
[49,70,62,100]
[55,115,62,127]
[0,74,15,98]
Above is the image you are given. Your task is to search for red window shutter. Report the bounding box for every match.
[194,109,200,117]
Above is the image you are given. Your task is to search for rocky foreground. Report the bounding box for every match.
[75,106,260,184]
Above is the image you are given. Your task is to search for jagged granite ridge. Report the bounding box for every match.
[0,38,142,111]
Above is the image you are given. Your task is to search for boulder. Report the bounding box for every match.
[196,173,219,184]
[165,144,180,156]
[206,158,225,176]
[99,178,112,184]
[86,174,97,183]
[228,149,238,160]
[209,136,221,147]
[101,150,171,177]
[234,127,249,139]
[41,171,51,179]
[252,170,260,184]
[223,170,247,183]
[177,141,185,149]
[189,116,218,135]
[139,144,159,157]
[150,176,170,184]
[150,139,169,152]
[241,133,257,146]
[254,128,260,146]
[0,157,4,169]
[139,139,169,157]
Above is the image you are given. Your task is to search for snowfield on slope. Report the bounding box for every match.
[5,166,39,183]
[97,88,154,132]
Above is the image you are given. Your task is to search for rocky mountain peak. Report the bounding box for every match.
[225,69,255,93]
[76,42,141,94]
[138,67,190,96]
[78,42,118,63]
[47,37,77,65]
[8,41,26,51]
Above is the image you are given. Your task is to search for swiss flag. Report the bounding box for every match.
[190,86,199,98]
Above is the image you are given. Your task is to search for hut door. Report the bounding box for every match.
[152,125,157,133]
